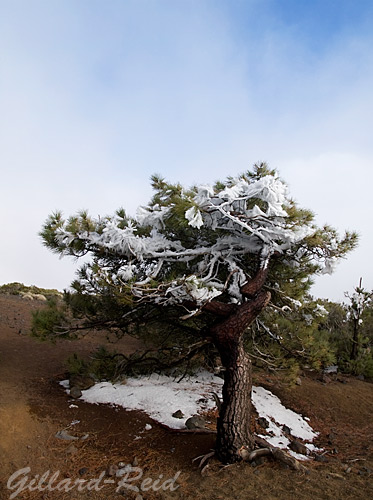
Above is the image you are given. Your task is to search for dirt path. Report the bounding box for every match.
[0,294,372,500]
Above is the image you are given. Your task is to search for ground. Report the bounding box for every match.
[0,294,372,500]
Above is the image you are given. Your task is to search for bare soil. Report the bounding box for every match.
[0,294,372,500]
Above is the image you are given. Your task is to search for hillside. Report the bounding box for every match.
[0,293,372,500]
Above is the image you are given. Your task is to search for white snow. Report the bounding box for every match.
[60,371,319,458]
[252,386,317,446]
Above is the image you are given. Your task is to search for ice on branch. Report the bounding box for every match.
[44,166,356,311]
[165,275,222,305]
[185,206,204,229]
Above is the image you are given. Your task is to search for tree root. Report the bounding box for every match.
[237,436,307,471]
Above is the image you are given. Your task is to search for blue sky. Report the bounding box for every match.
[1,0,373,301]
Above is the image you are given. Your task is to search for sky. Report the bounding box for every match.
[1,0,373,302]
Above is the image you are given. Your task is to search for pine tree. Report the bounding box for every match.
[41,162,358,463]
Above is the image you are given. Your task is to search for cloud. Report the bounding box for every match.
[0,0,372,300]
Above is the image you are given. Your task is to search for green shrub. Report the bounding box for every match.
[31,298,69,341]
[66,346,121,381]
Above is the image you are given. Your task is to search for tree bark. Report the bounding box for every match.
[350,317,359,360]
[214,336,254,462]
[210,289,271,463]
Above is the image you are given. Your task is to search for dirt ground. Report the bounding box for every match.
[0,294,372,500]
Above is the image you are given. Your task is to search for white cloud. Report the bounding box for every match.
[0,1,372,300]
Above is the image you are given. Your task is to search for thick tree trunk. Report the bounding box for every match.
[210,289,271,463]
[214,336,254,463]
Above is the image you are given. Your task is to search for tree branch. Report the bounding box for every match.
[241,267,269,299]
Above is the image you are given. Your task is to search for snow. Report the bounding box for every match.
[252,386,317,444]
[54,171,331,309]
[60,371,319,458]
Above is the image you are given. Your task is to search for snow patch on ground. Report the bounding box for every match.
[60,371,319,457]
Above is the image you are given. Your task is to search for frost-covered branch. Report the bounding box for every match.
[41,165,358,312]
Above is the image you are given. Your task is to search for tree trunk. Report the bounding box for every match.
[210,289,271,463]
[351,317,359,360]
[214,335,254,463]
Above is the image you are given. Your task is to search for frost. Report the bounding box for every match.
[321,258,337,275]
[314,304,328,316]
[53,171,331,309]
[185,206,204,229]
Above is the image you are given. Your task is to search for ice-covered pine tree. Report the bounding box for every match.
[41,163,357,463]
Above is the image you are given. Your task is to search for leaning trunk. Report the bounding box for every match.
[210,289,271,463]
[214,335,254,463]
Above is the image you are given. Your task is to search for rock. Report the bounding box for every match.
[295,377,302,386]
[70,374,96,391]
[314,454,328,463]
[70,387,82,399]
[55,430,79,441]
[106,464,118,477]
[132,457,139,467]
[33,294,47,301]
[78,467,89,476]
[257,417,269,429]
[282,424,291,435]
[289,440,309,456]
[324,365,338,375]
[172,410,184,419]
[357,374,365,381]
[185,416,206,429]
[321,374,332,384]
[21,292,34,300]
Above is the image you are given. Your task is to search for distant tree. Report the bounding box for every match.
[41,163,358,463]
[345,278,372,360]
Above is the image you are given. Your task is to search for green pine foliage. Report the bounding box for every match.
[38,163,359,378]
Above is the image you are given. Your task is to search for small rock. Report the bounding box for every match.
[185,416,206,429]
[106,464,118,477]
[295,377,302,386]
[55,430,79,441]
[135,495,143,500]
[70,387,82,399]
[172,410,184,419]
[282,424,291,435]
[314,454,328,463]
[289,440,309,456]
[257,417,269,429]
[132,457,139,467]
[324,365,338,375]
[78,467,88,476]
[70,375,95,391]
